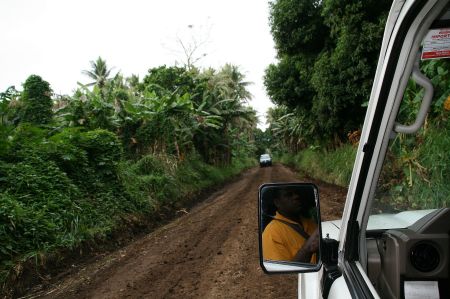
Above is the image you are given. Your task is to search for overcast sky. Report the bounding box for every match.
[0,0,277,129]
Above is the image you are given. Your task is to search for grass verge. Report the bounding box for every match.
[1,154,256,298]
[278,144,357,187]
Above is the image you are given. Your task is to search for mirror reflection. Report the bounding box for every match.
[260,183,320,266]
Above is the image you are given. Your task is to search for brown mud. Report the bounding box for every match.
[21,164,346,299]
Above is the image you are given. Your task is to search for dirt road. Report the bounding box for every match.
[24,164,347,299]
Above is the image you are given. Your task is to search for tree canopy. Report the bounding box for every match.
[265,0,392,147]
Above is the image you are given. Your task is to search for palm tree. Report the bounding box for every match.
[126,74,140,91]
[197,65,256,165]
[218,64,252,101]
[82,57,113,89]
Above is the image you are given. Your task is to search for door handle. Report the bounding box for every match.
[394,54,434,134]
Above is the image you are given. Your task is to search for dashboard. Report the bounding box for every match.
[366,208,450,299]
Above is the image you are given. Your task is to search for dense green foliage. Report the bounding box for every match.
[269,0,328,56]
[265,0,391,145]
[0,126,138,284]
[0,61,259,292]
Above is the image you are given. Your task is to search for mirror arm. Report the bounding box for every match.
[322,264,342,298]
[321,238,342,298]
[322,237,339,265]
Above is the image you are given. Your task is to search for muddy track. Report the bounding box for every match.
[22,164,347,299]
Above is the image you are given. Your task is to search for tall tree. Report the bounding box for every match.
[19,75,53,125]
[311,0,391,140]
[218,64,252,101]
[264,54,315,109]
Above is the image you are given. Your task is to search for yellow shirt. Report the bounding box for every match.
[262,212,317,262]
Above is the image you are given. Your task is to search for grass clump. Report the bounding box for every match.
[279,144,356,187]
[376,123,450,211]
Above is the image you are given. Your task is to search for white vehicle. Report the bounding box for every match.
[260,154,273,167]
[258,1,450,298]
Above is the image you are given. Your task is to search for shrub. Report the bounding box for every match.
[0,154,82,265]
[77,129,123,179]
[47,128,92,186]
[6,124,47,159]
[134,154,177,176]
[118,154,178,207]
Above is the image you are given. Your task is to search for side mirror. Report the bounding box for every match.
[258,183,322,273]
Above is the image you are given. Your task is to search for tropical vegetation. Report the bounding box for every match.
[0,59,259,294]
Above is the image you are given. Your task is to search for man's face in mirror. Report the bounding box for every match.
[273,188,308,220]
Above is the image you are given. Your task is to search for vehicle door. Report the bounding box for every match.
[258,0,450,298]
[331,0,450,298]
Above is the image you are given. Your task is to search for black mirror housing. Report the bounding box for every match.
[258,183,323,274]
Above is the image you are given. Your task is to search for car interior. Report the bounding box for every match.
[366,208,450,299]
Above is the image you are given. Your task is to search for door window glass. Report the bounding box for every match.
[370,59,450,222]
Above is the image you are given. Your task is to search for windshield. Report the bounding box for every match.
[261,154,270,159]
[369,58,450,229]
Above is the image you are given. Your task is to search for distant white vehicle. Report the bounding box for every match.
[259,154,272,167]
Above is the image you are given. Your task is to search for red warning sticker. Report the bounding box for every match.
[422,28,450,60]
